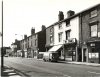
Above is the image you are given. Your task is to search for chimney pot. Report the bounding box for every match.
[58,11,64,21]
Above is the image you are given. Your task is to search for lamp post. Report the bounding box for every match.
[1,0,4,68]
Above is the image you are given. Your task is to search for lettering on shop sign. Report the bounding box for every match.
[89,53,99,58]
[90,43,95,46]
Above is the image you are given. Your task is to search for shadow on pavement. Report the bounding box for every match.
[1,66,30,77]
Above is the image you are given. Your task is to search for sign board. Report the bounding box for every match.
[89,53,99,58]
[98,32,100,37]
[64,38,76,44]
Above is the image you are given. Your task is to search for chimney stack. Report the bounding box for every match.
[15,39,18,43]
[24,34,27,39]
[41,25,46,31]
[67,10,75,18]
[58,11,64,21]
[31,27,35,35]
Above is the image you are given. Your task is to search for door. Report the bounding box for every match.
[83,48,87,62]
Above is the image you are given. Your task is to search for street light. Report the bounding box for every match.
[15,34,23,40]
[1,0,4,68]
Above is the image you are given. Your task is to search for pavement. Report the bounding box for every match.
[1,66,22,77]
[1,58,100,77]
[37,58,100,67]
[66,61,100,67]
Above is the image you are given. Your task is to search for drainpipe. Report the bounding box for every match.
[80,13,83,62]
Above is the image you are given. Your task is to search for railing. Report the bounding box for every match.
[63,38,77,44]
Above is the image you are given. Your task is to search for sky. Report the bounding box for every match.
[0,0,100,47]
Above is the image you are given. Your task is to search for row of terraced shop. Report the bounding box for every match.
[11,4,100,64]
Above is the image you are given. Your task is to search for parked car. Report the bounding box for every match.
[43,52,59,62]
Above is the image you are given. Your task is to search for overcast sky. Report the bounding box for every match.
[0,0,100,47]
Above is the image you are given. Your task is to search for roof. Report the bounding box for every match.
[46,3,100,29]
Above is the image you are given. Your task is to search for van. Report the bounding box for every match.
[43,52,59,62]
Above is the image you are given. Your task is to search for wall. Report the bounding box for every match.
[46,26,54,47]
[54,16,79,45]
[81,5,100,42]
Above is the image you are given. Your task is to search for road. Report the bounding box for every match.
[4,57,100,77]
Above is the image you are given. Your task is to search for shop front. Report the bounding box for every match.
[64,38,77,61]
[87,42,100,63]
[64,44,76,61]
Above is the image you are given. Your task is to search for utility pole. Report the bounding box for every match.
[1,0,4,68]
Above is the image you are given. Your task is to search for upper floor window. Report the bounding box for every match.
[58,32,63,42]
[90,9,97,18]
[50,27,53,33]
[31,41,32,47]
[90,24,97,37]
[66,20,70,27]
[50,36,53,43]
[58,23,62,29]
[35,39,37,46]
[66,30,71,40]
[35,34,37,38]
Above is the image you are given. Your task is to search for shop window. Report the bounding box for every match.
[58,32,63,42]
[90,24,97,37]
[90,9,97,18]
[34,52,37,56]
[91,47,95,53]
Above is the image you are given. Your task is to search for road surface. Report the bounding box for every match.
[4,57,100,77]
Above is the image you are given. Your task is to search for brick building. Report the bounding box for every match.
[45,4,100,63]
[20,26,46,58]
[11,39,20,57]
[80,4,100,63]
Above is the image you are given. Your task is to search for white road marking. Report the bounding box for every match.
[88,71,100,75]
[3,69,14,72]
[8,72,16,75]
[63,74,71,77]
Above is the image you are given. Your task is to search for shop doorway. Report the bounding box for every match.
[78,48,82,62]
[83,48,87,62]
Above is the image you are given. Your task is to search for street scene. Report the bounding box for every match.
[1,0,100,77]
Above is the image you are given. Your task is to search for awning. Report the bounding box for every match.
[48,45,62,52]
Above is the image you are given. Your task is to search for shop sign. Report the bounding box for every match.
[98,32,100,37]
[89,53,99,58]
[90,43,95,47]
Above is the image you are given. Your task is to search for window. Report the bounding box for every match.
[50,36,53,43]
[91,47,95,53]
[50,27,53,33]
[31,41,32,46]
[35,39,37,46]
[66,20,70,26]
[66,30,71,40]
[90,24,97,37]
[58,23,62,29]
[35,34,37,38]
[58,32,63,42]
[90,9,97,18]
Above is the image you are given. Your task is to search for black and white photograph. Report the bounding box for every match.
[0,0,100,77]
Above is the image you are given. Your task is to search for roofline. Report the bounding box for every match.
[20,29,46,41]
[46,3,100,29]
